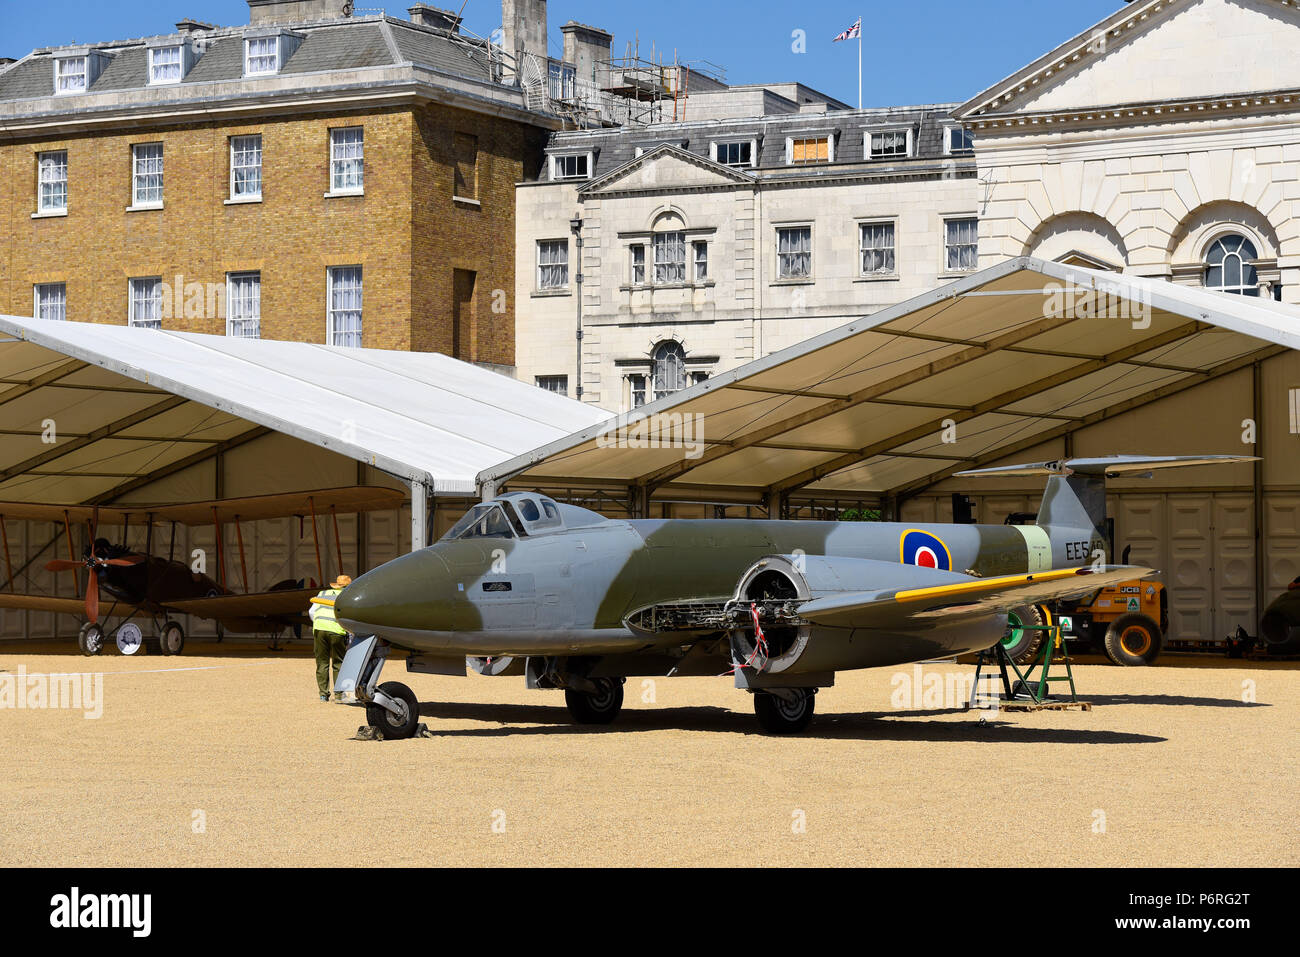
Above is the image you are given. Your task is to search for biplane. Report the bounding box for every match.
[0,486,405,655]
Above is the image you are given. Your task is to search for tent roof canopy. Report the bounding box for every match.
[0,318,611,506]
[482,257,1298,505]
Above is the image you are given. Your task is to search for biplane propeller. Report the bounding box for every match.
[44,510,144,622]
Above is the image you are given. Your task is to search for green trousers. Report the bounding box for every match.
[314,629,348,695]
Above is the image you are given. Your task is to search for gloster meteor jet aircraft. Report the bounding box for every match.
[327,456,1252,735]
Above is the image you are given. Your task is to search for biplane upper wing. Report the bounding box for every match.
[796,564,1155,630]
[0,486,406,527]
[161,587,318,621]
[0,593,152,618]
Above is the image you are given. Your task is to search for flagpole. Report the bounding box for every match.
[857,16,862,109]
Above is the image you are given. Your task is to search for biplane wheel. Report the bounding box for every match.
[753,688,816,734]
[999,604,1046,664]
[564,678,624,724]
[77,622,105,657]
[365,681,419,740]
[158,621,185,657]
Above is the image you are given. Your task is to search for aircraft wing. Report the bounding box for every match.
[0,486,405,527]
[797,565,1153,630]
[161,587,317,621]
[0,593,151,618]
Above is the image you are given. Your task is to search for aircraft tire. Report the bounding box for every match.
[1103,614,1162,666]
[564,678,623,724]
[365,681,420,739]
[753,689,816,734]
[999,604,1046,664]
[158,621,185,656]
[77,622,105,657]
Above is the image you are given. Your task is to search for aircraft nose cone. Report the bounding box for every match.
[335,549,450,633]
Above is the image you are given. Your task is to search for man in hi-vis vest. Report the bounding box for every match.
[310,575,352,701]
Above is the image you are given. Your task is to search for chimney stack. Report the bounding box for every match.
[501,0,547,84]
[175,18,217,34]
[408,4,461,32]
[560,22,611,85]
[247,0,352,25]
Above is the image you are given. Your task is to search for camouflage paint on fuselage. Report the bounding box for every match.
[336,498,1102,657]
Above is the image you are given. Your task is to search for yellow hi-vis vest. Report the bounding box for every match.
[310,588,347,636]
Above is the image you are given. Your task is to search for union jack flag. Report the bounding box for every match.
[833,17,862,42]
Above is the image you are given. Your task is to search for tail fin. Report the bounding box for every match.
[955,455,1259,535]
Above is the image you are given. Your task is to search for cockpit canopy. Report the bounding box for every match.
[441,493,604,542]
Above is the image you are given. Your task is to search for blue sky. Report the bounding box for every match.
[6,0,1123,106]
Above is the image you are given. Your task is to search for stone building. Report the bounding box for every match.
[0,0,560,363]
[517,100,981,409]
[516,0,1300,413]
[958,0,1300,305]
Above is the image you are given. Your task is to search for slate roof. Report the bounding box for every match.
[0,16,499,104]
[544,105,966,180]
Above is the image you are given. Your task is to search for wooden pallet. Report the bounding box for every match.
[999,699,1093,712]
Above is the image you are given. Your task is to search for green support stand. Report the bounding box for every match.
[972,623,1080,706]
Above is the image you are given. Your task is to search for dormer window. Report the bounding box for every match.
[551,153,592,180]
[867,128,913,159]
[242,30,302,77]
[245,36,280,76]
[944,126,975,154]
[52,50,109,95]
[54,56,88,94]
[786,135,832,165]
[148,45,183,85]
[712,140,757,168]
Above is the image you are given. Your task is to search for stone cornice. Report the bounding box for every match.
[967,87,1300,135]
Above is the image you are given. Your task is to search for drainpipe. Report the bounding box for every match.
[570,214,584,402]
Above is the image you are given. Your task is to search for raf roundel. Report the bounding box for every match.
[900,530,952,571]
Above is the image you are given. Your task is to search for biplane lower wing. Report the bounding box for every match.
[0,593,152,618]
[161,587,318,622]
[0,486,406,527]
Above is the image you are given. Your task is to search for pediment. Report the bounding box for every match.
[958,0,1300,118]
[581,145,752,195]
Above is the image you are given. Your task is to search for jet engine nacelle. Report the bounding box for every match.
[727,554,1007,675]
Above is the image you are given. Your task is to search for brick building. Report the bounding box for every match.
[0,0,558,364]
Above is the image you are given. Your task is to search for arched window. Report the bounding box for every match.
[1205,234,1260,296]
[651,212,687,285]
[652,341,687,400]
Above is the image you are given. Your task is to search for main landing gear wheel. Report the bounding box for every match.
[753,688,816,734]
[999,604,1046,664]
[365,681,420,739]
[564,678,624,724]
[1103,613,1163,666]
[77,622,105,657]
[158,621,185,656]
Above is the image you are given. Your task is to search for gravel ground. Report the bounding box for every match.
[1,642,1295,867]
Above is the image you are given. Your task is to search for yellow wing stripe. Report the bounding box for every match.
[894,567,1084,603]
[310,597,335,607]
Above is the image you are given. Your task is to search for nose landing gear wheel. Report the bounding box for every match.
[753,688,816,734]
[77,622,105,657]
[564,678,624,724]
[364,681,420,740]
